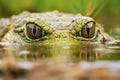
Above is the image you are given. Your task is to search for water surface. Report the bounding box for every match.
[0,23,120,80]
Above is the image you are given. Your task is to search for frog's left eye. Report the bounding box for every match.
[81,21,95,38]
[26,23,42,39]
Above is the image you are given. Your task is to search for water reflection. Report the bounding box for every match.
[12,43,99,62]
[0,41,120,79]
[0,42,120,63]
[0,42,119,63]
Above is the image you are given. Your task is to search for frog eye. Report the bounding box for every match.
[81,21,95,38]
[26,23,42,39]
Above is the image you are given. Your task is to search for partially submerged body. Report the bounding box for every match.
[0,11,113,45]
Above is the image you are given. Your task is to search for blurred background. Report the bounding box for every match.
[0,0,120,38]
[0,0,120,17]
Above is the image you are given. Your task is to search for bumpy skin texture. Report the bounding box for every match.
[0,11,113,44]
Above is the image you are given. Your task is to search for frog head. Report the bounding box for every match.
[2,12,112,45]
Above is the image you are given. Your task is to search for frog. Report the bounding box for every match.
[0,11,113,45]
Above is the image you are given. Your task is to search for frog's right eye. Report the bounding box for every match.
[26,23,42,39]
[81,21,95,38]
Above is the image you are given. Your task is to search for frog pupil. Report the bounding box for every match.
[86,27,90,36]
[33,25,36,37]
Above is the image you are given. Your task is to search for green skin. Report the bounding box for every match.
[0,11,112,45]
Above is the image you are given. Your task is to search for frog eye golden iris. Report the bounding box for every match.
[26,23,42,39]
[81,21,95,38]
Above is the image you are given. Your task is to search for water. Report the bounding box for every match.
[0,41,120,62]
[0,25,120,80]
